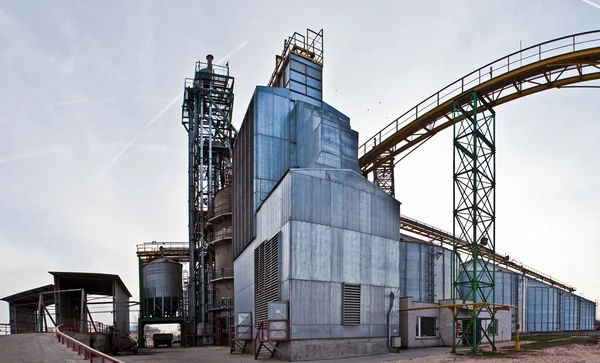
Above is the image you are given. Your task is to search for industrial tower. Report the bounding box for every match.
[182,55,236,344]
[452,91,496,353]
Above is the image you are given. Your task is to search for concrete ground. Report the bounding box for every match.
[118,345,451,363]
[0,333,101,363]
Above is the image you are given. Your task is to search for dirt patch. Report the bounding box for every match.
[390,340,600,363]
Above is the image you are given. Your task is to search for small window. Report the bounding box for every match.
[416,317,437,337]
[486,319,498,335]
[343,284,361,326]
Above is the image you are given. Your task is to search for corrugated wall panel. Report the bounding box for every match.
[233,98,255,259]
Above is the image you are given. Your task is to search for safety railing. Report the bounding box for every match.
[359,30,600,159]
[268,28,324,87]
[0,323,10,335]
[399,215,575,291]
[209,266,234,281]
[56,325,123,363]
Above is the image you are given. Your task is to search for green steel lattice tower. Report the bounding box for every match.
[452,91,496,353]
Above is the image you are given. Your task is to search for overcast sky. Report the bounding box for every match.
[1,0,599,325]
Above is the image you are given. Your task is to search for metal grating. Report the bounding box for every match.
[343,284,361,326]
[254,233,279,324]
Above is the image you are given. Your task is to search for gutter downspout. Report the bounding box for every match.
[387,291,395,351]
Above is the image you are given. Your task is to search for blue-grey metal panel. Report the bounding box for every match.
[291,220,312,281]
[307,77,322,90]
[291,325,331,339]
[290,280,332,325]
[306,87,322,100]
[313,223,333,282]
[386,239,400,288]
[360,234,372,285]
[330,325,371,338]
[369,236,387,286]
[254,134,292,183]
[255,90,294,140]
[330,282,342,325]
[358,191,372,235]
[330,228,343,283]
[342,229,361,284]
[330,181,345,229]
[305,64,322,81]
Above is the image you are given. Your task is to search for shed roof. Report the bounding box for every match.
[49,272,132,297]
[1,284,55,306]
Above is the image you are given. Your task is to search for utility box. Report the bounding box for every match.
[391,337,402,348]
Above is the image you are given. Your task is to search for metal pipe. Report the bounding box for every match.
[387,291,395,351]
[80,289,85,333]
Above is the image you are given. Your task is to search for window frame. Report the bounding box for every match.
[416,316,437,338]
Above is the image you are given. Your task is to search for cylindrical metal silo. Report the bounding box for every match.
[143,258,182,318]
[399,237,453,303]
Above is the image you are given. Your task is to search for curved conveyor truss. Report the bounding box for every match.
[359,30,600,176]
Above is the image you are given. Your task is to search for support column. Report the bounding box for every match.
[452,91,496,353]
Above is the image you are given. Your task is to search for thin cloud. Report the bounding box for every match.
[93,39,251,183]
[581,0,600,10]
[69,39,251,214]
[0,147,70,165]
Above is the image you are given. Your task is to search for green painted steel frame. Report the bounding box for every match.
[452,91,496,353]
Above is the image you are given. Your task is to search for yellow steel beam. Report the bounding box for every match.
[359,44,600,174]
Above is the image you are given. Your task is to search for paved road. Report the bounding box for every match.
[0,333,90,363]
[118,345,450,363]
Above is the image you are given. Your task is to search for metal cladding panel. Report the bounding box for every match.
[297,124,321,168]
[291,325,331,339]
[290,280,332,325]
[330,228,343,282]
[234,284,254,321]
[580,299,596,330]
[314,152,342,169]
[233,97,255,259]
[386,239,400,288]
[527,285,560,332]
[314,223,333,281]
[279,222,291,283]
[360,234,372,285]
[341,128,359,160]
[321,123,341,155]
[234,243,255,295]
[255,134,292,183]
[561,293,577,331]
[330,325,371,338]
[255,90,294,140]
[366,285,386,325]
[342,229,361,284]
[358,191,372,235]
[343,185,361,230]
[369,236,387,286]
[330,182,345,229]
[291,220,312,280]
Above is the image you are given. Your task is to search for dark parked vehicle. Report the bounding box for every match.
[153,333,174,347]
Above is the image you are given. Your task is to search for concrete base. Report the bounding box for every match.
[278,338,389,361]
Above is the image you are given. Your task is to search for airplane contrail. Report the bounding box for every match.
[0,148,70,165]
[69,40,251,214]
[581,0,600,10]
[93,39,251,183]
[93,93,182,182]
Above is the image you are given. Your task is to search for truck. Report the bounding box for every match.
[152,333,173,348]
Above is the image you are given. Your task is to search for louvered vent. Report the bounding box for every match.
[343,284,361,326]
[254,233,279,324]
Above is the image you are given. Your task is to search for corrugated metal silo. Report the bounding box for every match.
[399,237,452,303]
